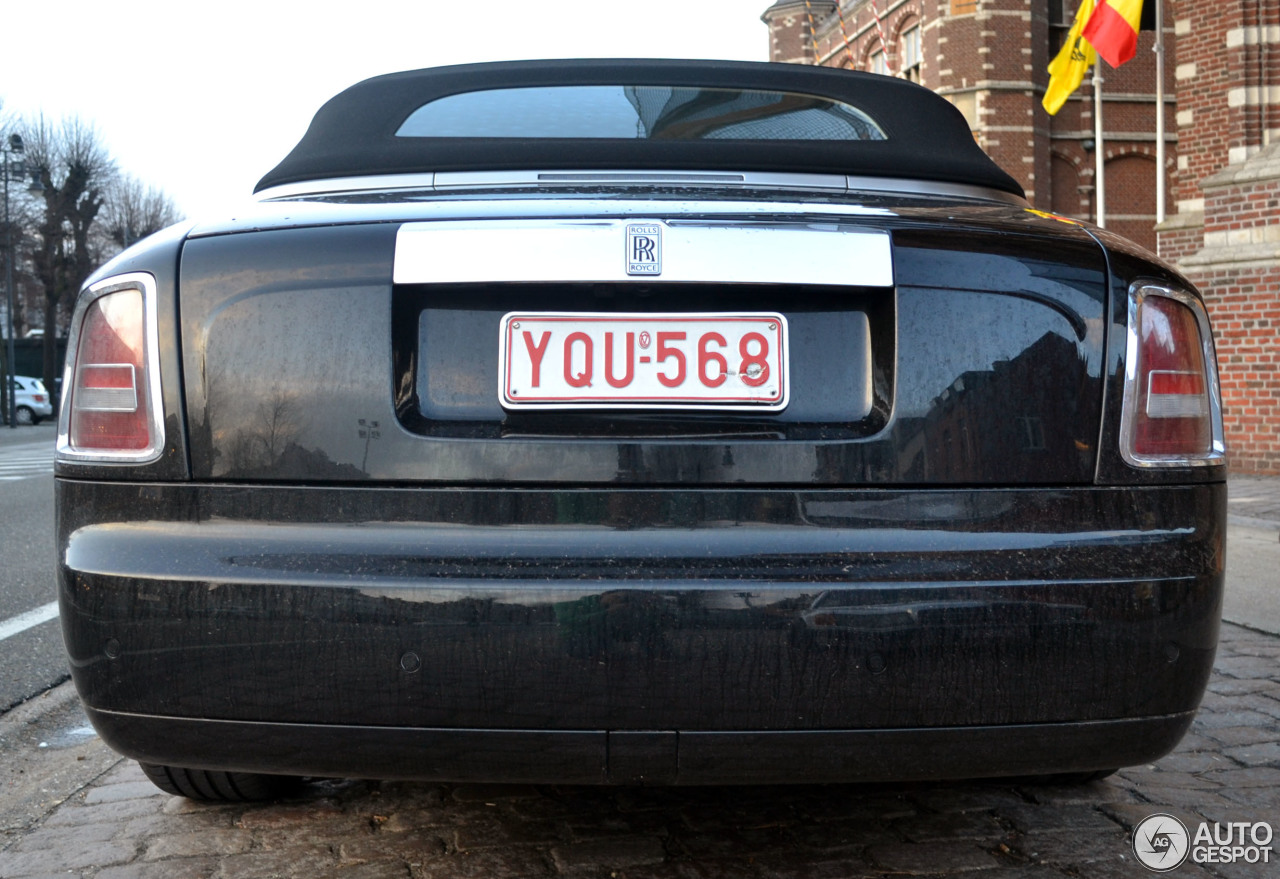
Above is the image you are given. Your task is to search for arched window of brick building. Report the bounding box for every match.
[901,24,922,82]
[1104,153,1157,252]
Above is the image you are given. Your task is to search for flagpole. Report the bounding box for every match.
[1094,65,1106,228]
[1154,0,1166,224]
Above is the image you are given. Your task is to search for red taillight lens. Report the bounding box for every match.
[58,275,163,461]
[1121,285,1223,467]
[70,289,149,451]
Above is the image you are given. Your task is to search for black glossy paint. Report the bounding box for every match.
[55,185,1227,784]
[85,709,1194,784]
[175,199,1109,485]
[58,479,1223,780]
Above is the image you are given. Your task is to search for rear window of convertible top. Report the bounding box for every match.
[395,85,887,141]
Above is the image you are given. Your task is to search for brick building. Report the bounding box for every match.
[1157,0,1280,475]
[763,0,1280,474]
[762,0,1173,251]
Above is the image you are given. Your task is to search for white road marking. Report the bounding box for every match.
[0,602,60,642]
[0,443,54,481]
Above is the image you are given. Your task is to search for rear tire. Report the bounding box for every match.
[15,405,34,426]
[138,762,304,802]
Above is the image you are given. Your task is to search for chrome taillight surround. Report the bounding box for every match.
[55,272,165,464]
[1119,281,1226,469]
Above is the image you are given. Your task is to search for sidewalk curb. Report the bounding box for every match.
[0,679,78,726]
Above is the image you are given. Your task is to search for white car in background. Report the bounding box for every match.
[6,375,53,425]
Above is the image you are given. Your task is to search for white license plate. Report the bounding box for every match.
[499,312,789,410]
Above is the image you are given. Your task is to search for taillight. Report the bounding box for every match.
[1120,283,1225,468]
[56,273,164,463]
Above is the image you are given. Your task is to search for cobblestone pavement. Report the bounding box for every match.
[0,620,1274,879]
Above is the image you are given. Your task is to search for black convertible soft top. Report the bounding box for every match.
[257,59,1024,197]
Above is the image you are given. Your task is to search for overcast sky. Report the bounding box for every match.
[0,1,770,219]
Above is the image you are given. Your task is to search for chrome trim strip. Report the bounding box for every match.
[538,172,748,183]
[394,219,894,287]
[255,169,1025,205]
[435,170,849,191]
[257,173,437,200]
[845,174,1027,206]
[192,198,902,239]
[1118,282,1227,469]
[55,272,166,465]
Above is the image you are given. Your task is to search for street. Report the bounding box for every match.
[0,424,63,714]
[0,439,1277,877]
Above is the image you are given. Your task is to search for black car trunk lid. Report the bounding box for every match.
[179,194,1107,486]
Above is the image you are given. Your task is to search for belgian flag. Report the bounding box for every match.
[1083,0,1145,67]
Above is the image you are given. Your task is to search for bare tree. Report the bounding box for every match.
[100,174,182,252]
[254,390,303,464]
[0,103,40,421]
[22,116,117,393]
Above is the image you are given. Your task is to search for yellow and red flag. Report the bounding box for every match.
[1083,0,1144,67]
[1043,0,1097,115]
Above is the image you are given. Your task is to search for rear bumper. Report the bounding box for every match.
[58,481,1225,782]
[87,708,1195,785]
